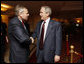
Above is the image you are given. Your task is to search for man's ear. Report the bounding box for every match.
[19,12,22,17]
[46,12,50,17]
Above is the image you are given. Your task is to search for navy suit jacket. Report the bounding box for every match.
[32,19,62,62]
[8,17,31,63]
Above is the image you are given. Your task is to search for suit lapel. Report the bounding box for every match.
[17,17,29,35]
[44,20,53,41]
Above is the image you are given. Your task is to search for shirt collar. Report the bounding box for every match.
[18,16,23,23]
[44,17,50,23]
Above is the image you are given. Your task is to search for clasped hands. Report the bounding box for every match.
[30,37,34,44]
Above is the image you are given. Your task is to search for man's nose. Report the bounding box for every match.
[28,14,29,16]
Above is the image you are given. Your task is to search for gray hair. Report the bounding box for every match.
[15,5,27,16]
[41,6,52,16]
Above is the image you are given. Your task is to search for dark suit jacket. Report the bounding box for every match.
[32,19,62,62]
[8,17,31,63]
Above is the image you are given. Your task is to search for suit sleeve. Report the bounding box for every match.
[10,23,31,45]
[55,22,62,56]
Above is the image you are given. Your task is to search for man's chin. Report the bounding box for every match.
[23,19,28,21]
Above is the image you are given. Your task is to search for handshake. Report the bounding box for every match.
[30,37,34,44]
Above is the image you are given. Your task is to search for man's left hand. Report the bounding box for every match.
[54,55,60,63]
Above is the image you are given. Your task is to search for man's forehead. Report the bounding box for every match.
[40,7,45,11]
[23,8,28,12]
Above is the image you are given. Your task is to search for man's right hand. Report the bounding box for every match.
[30,37,34,43]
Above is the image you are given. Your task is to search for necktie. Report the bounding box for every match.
[39,21,45,50]
[22,20,27,30]
[22,20,24,27]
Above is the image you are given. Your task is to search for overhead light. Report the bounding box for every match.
[76,23,79,27]
[1,7,7,11]
[1,3,13,12]
[1,3,12,8]
[77,20,80,23]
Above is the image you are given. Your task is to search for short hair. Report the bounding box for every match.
[41,6,52,16]
[15,5,27,16]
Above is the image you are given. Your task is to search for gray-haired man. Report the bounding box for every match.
[8,5,32,63]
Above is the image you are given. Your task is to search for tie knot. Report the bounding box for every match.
[22,20,24,26]
[43,21,46,24]
[22,20,24,23]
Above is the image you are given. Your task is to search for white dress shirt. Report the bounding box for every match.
[40,17,50,42]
